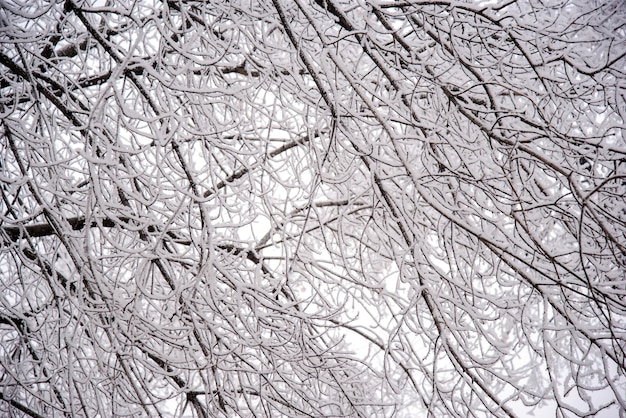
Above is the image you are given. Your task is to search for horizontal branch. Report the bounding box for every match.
[203,134,311,198]
[2,217,121,242]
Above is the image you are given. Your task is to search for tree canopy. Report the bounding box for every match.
[1,0,625,416]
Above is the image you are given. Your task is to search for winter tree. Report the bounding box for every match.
[1,0,625,416]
